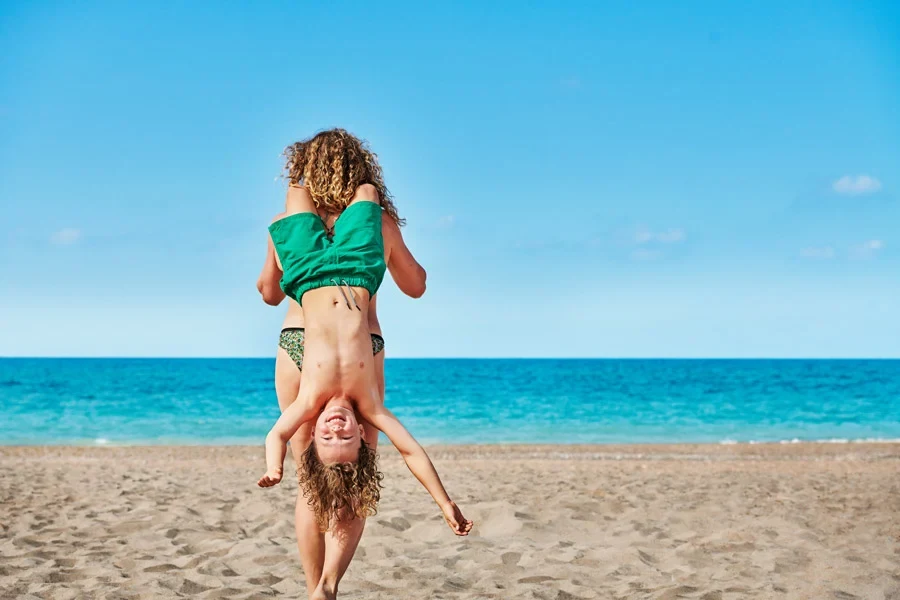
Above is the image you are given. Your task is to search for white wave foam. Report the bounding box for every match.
[747,437,900,445]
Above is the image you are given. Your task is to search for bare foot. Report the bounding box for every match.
[310,582,336,600]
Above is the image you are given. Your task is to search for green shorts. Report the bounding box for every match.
[268,201,387,306]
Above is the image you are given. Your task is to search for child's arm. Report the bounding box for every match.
[257,392,319,487]
[364,405,473,536]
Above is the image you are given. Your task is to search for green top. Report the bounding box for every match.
[268,201,386,306]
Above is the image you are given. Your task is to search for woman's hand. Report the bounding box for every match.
[441,500,473,536]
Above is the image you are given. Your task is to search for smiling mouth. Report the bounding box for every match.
[326,414,347,424]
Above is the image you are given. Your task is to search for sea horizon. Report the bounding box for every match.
[3,356,900,360]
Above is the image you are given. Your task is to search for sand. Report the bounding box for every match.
[1,443,898,600]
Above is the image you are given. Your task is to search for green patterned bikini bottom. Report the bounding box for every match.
[278,328,385,372]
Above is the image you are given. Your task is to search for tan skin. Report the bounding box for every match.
[257,187,471,538]
[256,185,467,600]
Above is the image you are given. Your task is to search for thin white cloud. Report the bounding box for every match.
[800,246,835,259]
[437,215,455,228]
[51,228,82,245]
[634,228,654,244]
[656,228,686,243]
[851,239,885,258]
[863,239,884,250]
[832,175,882,196]
[635,227,686,245]
[631,248,662,261]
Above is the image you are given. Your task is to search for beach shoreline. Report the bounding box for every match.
[2,444,898,599]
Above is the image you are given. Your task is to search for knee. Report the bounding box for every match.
[285,185,316,214]
[351,183,379,204]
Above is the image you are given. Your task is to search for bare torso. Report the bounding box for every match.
[280,295,383,337]
[277,289,385,450]
[294,285,381,410]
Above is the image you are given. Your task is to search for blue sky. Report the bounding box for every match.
[1,1,898,358]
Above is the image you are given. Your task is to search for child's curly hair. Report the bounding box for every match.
[283,128,404,226]
[297,438,384,532]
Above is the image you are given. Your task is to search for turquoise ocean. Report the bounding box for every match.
[1,358,899,445]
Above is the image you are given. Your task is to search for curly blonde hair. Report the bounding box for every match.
[297,438,384,532]
[283,128,404,226]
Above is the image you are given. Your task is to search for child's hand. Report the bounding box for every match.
[257,468,283,488]
[441,500,473,536]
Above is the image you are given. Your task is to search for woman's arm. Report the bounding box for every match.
[362,402,472,535]
[256,214,287,306]
[382,212,427,299]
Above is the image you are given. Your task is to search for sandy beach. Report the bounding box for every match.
[1,444,898,600]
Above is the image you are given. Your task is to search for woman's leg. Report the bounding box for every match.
[313,350,386,598]
[313,519,366,599]
[275,348,324,596]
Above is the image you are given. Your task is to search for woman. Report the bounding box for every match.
[255,129,446,599]
[256,196,426,599]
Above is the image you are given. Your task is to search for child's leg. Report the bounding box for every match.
[348,182,380,206]
[284,184,319,216]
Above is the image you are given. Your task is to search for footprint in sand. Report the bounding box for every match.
[442,578,469,591]
[46,571,91,584]
[637,549,656,566]
[557,591,590,600]
[441,555,461,569]
[179,579,214,594]
[144,563,179,573]
[655,586,701,600]
[377,516,411,532]
[248,574,283,586]
[518,575,556,584]
[204,587,249,599]
[53,558,76,568]
[252,554,288,566]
